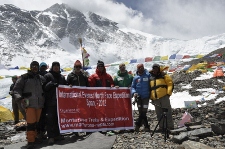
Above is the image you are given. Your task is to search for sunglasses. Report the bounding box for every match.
[31,65,38,68]
[120,65,125,69]
[98,66,104,68]
[75,66,82,68]
[138,67,144,70]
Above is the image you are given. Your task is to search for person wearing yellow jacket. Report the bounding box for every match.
[149,64,174,131]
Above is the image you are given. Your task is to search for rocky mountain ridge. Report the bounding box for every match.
[0,3,225,68]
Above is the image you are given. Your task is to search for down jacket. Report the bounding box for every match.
[88,68,114,87]
[149,67,173,100]
[131,69,151,99]
[13,71,46,109]
[44,70,67,106]
[67,71,89,86]
[114,70,133,87]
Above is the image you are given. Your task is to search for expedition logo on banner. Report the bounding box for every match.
[57,86,134,133]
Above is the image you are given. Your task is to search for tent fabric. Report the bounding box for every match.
[63,67,73,71]
[213,68,224,77]
[169,54,176,59]
[130,59,137,64]
[216,62,225,66]
[137,58,145,63]
[153,56,161,61]
[196,54,204,58]
[110,63,119,66]
[104,64,111,67]
[182,55,190,59]
[160,56,168,61]
[145,57,153,62]
[0,64,5,69]
[218,54,222,57]
[83,66,92,70]
[175,55,183,59]
[182,65,192,71]
[210,54,219,57]
[19,66,29,70]
[0,106,14,122]
[124,61,129,65]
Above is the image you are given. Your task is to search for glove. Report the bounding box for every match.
[133,93,138,98]
[21,98,29,109]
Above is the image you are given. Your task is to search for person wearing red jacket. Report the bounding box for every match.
[88,60,114,87]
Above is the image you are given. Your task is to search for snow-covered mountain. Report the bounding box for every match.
[0,3,225,68]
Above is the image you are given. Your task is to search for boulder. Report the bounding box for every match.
[182,140,215,149]
[211,123,225,135]
[171,132,188,144]
[188,128,213,138]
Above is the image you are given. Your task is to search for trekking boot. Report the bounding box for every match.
[26,142,34,149]
[48,138,54,145]
[36,132,44,143]
[54,135,65,141]
[14,121,19,125]
[144,126,150,132]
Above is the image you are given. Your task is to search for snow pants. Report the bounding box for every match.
[152,95,174,129]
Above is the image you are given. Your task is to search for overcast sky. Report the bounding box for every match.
[0,0,225,40]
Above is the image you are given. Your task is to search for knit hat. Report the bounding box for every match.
[30,61,39,69]
[152,63,160,68]
[52,61,60,67]
[97,60,104,67]
[119,63,125,68]
[74,60,82,66]
[40,62,47,67]
[137,63,144,69]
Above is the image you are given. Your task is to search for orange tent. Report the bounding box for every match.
[213,68,224,77]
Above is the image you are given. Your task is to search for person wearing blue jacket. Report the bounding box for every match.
[131,63,151,132]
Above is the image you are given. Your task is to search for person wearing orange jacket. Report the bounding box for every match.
[149,64,174,131]
[88,60,114,87]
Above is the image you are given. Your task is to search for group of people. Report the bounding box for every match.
[9,59,174,149]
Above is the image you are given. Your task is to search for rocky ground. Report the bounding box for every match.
[113,100,225,149]
[1,49,225,148]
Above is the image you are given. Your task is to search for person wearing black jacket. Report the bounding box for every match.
[67,60,89,87]
[44,61,67,145]
[9,75,26,124]
[37,62,48,141]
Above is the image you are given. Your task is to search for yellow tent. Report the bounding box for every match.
[12,111,24,120]
[0,106,14,122]
[186,62,208,73]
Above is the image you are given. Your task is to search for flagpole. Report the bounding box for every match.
[78,38,85,71]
